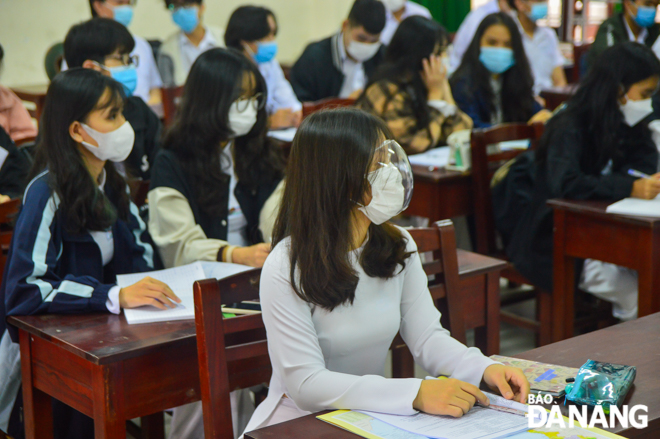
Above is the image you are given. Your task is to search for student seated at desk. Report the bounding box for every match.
[356,17,473,154]
[379,0,432,45]
[0,44,37,144]
[0,69,178,439]
[243,108,529,433]
[225,6,302,129]
[507,0,567,95]
[289,0,386,102]
[506,42,660,321]
[450,13,551,129]
[158,0,224,87]
[64,18,162,180]
[88,0,163,105]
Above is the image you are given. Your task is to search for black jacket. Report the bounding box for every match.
[506,116,658,292]
[589,13,660,68]
[0,126,31,199]
[123,96,161,180]
[150,149,281,245]
[290,33,385,102]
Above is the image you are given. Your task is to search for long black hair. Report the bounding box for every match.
[450,12,537,123]
[29,68,130,233]
[362,16,448,130]
[161,47,283,218]
[537,42,660,173]
[273,108,413,311]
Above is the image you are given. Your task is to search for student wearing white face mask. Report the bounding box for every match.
[505,42,660,320]
[242,108,529,435]
[290,0,387,102]
[0,68,177,439]
[379,0,432,45]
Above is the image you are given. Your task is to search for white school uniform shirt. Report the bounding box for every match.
[221,143,249,247]
[258,59,302,115]
[380,1,433,45]
[337,32,368,98]
[179,26,219,78]
[449,0,501,73]
[61,34,162,105]
[243,226,497,434]
[514,17,565,95]
[624,16,648,44]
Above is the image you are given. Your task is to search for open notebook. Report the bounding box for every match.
[606,194,660,218]
[117,261,253,324]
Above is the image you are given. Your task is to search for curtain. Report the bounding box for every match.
[410,0,472,33]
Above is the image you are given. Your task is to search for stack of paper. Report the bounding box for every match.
[408,146,451,169]
[118,261,253,324]
[268,127,297,142]
[606,196,660,218]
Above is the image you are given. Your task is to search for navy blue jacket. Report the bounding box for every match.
[0,170,155,342]
[451,75,543,129]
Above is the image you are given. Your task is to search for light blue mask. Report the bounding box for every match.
[253,41,278,64]
[634,5,657,28]
[113,5,134,27]
[172,6,199,34]
[109,65,138,96]
[529,2,549,21]
[479,46,516,74]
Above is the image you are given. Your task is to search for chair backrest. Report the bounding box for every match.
[573,42,591,83]
[407,220,466,344]
[194,268,270,439]
[470,123,545,255]
[302,97,355,119]
[128,180,150,208]
[0,199,21,287]
[161,86,185,126]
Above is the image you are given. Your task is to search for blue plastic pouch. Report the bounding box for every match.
[564,359,636,413]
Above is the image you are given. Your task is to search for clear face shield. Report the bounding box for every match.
[358,140,414,225]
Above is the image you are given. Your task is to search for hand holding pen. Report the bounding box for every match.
[629,169,660,200]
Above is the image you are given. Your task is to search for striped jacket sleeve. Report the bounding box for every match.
[4,180,113,318]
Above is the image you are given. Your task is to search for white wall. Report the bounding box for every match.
[0,0,355,87]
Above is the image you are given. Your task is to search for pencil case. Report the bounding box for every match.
[564,359,636,413]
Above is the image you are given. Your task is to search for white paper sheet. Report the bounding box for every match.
[408,146,451,169]
[606,196,660,218]
[268,127,297,142]
[498,140,530,151]
[358,405,529,439]
[119,261,253,324]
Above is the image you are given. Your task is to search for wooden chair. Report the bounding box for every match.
[128,179,150,208]
[302,97,356,119]
[469,123,554,346]
[0,199,21,287]
[194,269,271,439]
[572,43,592,84]
[390,220,467,378]
[161,85,185,126]
[11,86,48,122]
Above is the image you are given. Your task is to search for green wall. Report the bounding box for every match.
[411,0,472,33]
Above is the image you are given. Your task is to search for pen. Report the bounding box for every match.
[628,169,652,179]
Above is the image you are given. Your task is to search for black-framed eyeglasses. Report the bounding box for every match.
[106,54,140,67]
[235,93,266,112]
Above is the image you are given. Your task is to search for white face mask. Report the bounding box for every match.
[620,95,654,126]
[228,99,258,137]
[358,165,405,225]
[381,0,406,12]
[347,40,382,62]
[80,121,134,163]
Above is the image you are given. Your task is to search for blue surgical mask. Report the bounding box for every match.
[529,2,549,21]
[251,41,278,64]
[479,46,516,74]
[113,5,134,27]
[172,6,199,34]
[634,5,657,28]
[108,65,138,96]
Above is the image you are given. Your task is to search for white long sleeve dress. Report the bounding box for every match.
[243,226,496,434]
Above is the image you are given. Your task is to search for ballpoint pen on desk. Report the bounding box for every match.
[628,169,653,179]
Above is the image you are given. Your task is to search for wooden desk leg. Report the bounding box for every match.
[474,271,501,356]
[552,209,574,342]
[391,345,415,378]
[19,330,53,439]
[92,364,126,439]
[638,229,660,316]
[141,412,166,439]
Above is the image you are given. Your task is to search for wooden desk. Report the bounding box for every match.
[539,84,578,111]
[8,250,502,438]
[246,313,660,439]
[549,199,660,342]
[10,84,48,121]
[408,165,473,222]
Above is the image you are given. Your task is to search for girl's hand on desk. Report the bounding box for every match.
[482,364,530,404]
[412,377,489,418]
[232,243,271,268]
[119,277,181,310]
[631,173,660,199]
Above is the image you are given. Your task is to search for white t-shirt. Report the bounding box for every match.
[380,1,433,45]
